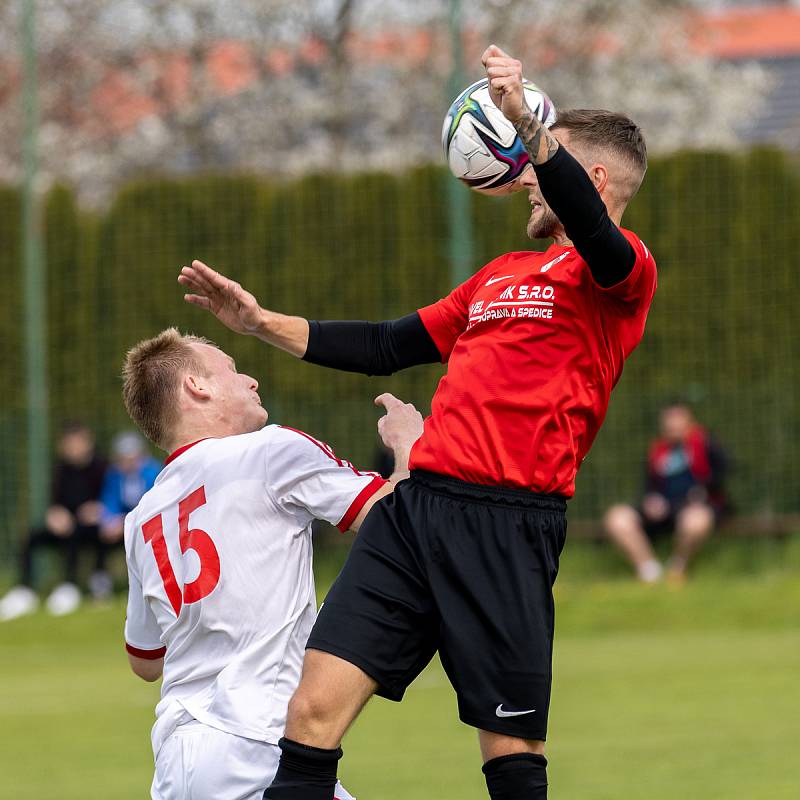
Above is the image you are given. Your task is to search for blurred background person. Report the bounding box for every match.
[0,421,106,620]
[372,438,395,480]
[91,431,161,600]
[603,401,730,583]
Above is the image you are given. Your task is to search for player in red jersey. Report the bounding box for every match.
[179,46,656,800]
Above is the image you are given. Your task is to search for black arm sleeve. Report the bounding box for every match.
[533,145,636,288]
[302,312,440,376]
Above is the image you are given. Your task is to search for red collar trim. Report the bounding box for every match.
[165,438,210,465]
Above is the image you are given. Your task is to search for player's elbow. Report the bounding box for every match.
[128,653,164,682]
[133,663,163,682]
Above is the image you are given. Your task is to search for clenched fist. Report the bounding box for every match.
[481,44,529,124]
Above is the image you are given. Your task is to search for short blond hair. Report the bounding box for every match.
[122,328,214,449]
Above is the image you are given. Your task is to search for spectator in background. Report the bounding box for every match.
[603,402,729,583]
[0,421,106,621]
[91,431,161,599]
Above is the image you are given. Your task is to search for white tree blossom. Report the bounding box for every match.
[0,0,771,205]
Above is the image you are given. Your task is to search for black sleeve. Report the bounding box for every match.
[533,145,636,288]
[302,312,440,376]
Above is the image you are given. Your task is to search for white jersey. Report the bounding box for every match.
[124,425,385,757]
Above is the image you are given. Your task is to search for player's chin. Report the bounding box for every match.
[245,405,269,431]
[526,217,546,241]
[526,213,556,241]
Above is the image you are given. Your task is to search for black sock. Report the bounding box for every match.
[263,737,343,799]
[483,753,548,800]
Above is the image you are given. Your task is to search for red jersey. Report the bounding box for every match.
[410,229,657,496]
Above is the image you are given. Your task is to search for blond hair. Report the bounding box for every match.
[122,328,214,449]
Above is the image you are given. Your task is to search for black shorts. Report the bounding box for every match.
[308,469,567,740]
[639,501,724,540]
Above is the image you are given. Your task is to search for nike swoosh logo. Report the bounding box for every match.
[495,705,536,718]
[540,251,571,273]
[486,274,514,286]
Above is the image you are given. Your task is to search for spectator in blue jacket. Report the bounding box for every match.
[97,431,161,563]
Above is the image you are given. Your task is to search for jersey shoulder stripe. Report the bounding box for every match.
[277,425,378,478]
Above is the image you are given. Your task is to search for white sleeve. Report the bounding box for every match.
[124,517,166,659]
[266,426,388,532]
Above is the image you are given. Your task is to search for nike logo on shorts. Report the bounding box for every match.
[495,704,536,717]
[485,274,514,286]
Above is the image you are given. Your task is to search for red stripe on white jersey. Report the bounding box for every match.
[278,426,380,479]
[126,642,167,660]
[336,475,388,532]
[165,438,210,465]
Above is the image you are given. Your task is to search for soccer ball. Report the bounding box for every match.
[442,77,556,195]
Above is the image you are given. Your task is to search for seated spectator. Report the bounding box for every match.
[0,421,106,620]
[93,432,161,596]
[603,401,729,583]
[84,431,161,599]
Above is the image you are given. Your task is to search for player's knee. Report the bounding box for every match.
[287,686,333,728]
[480,730,546,761]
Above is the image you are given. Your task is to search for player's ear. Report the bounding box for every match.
[590,162,609,194]
[183,372,211,401]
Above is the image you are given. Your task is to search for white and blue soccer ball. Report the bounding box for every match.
[442,77,556,195]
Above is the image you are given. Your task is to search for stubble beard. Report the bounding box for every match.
[526,203,560,241]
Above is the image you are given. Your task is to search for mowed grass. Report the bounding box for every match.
[1,538,799,799]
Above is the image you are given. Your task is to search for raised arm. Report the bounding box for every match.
[180,260,439,375]
[482,45,636,288]
[180,260,310,356]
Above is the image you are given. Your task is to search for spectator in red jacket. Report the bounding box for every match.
[603,402,729,582]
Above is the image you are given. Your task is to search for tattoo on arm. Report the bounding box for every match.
[514,109,559,165]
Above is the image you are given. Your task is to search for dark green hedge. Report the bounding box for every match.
[1,149,798,553]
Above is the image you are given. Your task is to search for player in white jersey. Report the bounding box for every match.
[120,328,423,800]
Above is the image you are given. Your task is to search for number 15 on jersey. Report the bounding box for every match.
[142,486,221,616]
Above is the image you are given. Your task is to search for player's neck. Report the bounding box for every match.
[552,229,573,248]
[166,425,225,456]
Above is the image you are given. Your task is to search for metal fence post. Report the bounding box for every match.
[21,0,50,527]
[446,0,475,288]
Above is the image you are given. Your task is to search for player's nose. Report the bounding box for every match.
[244,374,258,391]
[517,163,537,188]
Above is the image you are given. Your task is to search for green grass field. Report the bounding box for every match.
[2,538,799,799]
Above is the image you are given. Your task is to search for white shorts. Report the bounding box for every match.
[152,717,355,800]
